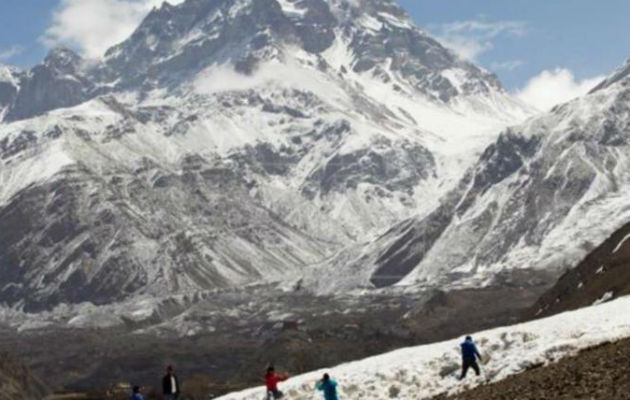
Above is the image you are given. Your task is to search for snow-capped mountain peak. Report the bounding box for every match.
[96,0,511,106]
[2,47,94,122]
[43,47,83,72]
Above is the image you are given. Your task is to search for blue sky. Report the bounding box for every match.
[0,0,628,107]
[399,0,629,89]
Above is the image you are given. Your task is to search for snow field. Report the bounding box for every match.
[218,296,630,399]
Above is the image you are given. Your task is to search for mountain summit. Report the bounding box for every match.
[97,0,508,103]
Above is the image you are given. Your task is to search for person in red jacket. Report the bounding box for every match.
[265,366,289,399]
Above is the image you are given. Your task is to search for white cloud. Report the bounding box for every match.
[432,18,527,62]
[438,36,493,62]
[491,60,525,71]
[516,68,605,111]
[194,65,264,94]
[41,0,184,59]
[0,45,24,62]
[440,20,527,38]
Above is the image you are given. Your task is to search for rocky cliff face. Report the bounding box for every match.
[4,48,94,122]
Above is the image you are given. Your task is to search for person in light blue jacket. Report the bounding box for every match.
[315,373,339,400]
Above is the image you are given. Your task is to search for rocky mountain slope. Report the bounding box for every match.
[0,0,532,310]
[309,59,630,293]
[526,221,630,319]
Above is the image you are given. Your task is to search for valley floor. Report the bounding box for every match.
[433,338,629,400]
[0,284,543,397]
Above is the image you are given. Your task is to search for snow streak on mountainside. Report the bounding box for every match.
[0,0,533,310]
[310,59,630,293]
[219,296,630,400]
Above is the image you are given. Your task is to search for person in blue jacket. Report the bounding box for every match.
[459,336,483,380]
[315,373,339,400]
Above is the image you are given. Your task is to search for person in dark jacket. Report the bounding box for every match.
[131,385,145,400]
[459,336,482,380]
[315,373,339,400]
[162,365,180,399]
[265,366,289,399]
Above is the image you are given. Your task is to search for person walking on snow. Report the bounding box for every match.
[162,365,180,399]
[459,336,482,380]
[316,373,339,400]
[265,366,289,399]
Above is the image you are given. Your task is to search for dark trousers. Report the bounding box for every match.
[460,357,480,379]
[266,389,283,400]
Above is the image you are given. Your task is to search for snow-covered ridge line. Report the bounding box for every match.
[218,296,630,399]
